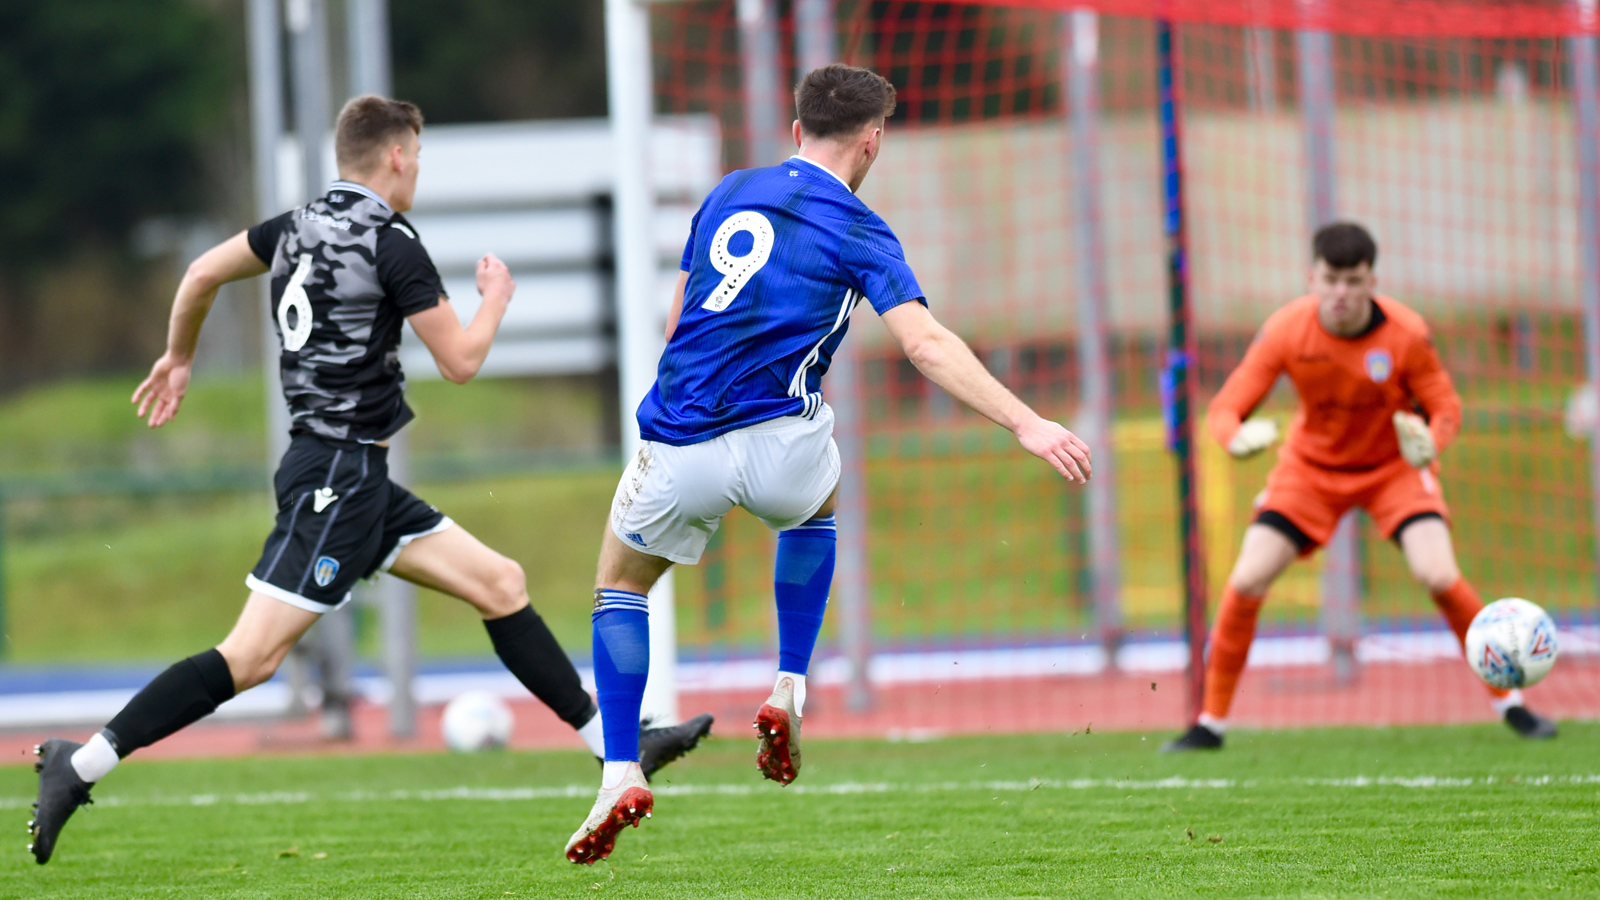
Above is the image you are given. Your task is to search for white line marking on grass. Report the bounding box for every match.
[4,773,1597,811]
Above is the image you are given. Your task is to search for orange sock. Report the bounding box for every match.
[1201,586,1266,721]
[1432,577,1511,699]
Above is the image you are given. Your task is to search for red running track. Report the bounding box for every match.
[3,658,1595,766]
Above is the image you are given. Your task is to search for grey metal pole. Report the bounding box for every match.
[346,0,415,737]
[607,0,679,724]
[248,0,290,474]
[347,0,391,98]
[794,0,870,710]
[288,0,357,737]
[1298,25,1361,682]
[248,0,309,716]
[381,430,418,736]
[739,0,785,168]
[1066,9,1124,665]
[796,0,834,74]
[289,0,332,202]
[1571,25,1600,604]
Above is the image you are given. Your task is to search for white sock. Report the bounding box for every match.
[601,760,638,789]
[777,671,807,717]
[1491,690,1525,716]
[70,733,120,784]
[577,710,606,759]
[1197,713,1227,735]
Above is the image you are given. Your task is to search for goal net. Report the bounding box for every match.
[645,0,1600,737]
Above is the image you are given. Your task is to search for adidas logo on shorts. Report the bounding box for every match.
[625,532,647,547]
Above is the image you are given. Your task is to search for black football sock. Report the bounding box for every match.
[484,605,598,729]
[103,648,237,757]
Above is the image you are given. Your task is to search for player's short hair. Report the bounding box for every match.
[335,95,424,174]
[795,64,897,140]
[1313,222,1378,270]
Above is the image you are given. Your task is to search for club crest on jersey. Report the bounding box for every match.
[1365,349,1393,383]
[313,556,340,587]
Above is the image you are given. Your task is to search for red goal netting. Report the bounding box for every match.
[649,0,1600,738]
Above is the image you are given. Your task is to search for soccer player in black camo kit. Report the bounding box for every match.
[26,95,713,865]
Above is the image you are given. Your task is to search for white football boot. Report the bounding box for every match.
[564,763,653,864]
[754,676,802,785]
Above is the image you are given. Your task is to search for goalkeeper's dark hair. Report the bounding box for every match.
[1313,222,1378,270]
[795,65,897,140]
[335,95,424,174]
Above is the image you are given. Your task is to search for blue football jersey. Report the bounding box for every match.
[638,157,925,446]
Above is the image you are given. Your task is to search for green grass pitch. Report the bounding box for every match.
[1,723,1595,898]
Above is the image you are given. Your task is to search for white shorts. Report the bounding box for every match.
[610,404,841,565]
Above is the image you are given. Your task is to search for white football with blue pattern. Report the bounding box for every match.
[1464,598,1559,690]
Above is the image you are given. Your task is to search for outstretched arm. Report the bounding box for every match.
[408,254,515,384]
[133,231,267,428]
[879,302,1091,483]
[1206,323,1286,453]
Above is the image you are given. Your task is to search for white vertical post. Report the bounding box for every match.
[1066,10,1123,663]
[247,0,290,481]
[288,0,358,736]
[248,0,307,716]
[739,0,785,167]
[607,0,678,724]
[1571,7,1600,601]
[346,0,414,738]
[1299,24,1361,681]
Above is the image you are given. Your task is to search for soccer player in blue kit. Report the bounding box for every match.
[565,65,1094,864]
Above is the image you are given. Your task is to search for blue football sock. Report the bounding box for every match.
[774,514,836,675]
[591,589,651,762]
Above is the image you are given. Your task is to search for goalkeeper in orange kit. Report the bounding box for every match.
[1162,222,1557,751]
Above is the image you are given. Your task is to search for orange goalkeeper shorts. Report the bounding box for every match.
[1253,453,1450,553]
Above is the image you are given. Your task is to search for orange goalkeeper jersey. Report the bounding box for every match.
[1206,294,1461,471]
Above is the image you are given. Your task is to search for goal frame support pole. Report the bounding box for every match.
[1297,23,1364,680]
[795,0,873,711]
[739,0,785,168]
[1156,20,1209,725]
[1571,16,1600,607]
[1066,8,1124,665]
[607,0,680,725]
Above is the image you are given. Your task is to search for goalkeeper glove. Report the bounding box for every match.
[1393,410,1436,468]
[1226,418,1279,459]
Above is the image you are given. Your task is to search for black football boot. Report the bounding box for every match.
[639,713,715,781]
[1160,723,1224,752]
[29,738,95,864]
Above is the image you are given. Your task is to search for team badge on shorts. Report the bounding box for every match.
[314,556,341,587]
[1365,349,1393,383]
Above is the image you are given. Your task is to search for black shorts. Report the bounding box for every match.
[247,433,449,613]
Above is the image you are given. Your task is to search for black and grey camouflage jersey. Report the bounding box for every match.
[247,180,445,444]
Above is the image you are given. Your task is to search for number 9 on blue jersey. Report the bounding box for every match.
[701,211,775,312]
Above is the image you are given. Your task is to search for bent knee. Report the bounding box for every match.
[1410,563,1460,595]
[1227,571,1275,599]
[482,556,528,616]
[218,645,285,692]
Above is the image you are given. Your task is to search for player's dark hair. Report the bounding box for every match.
[1313,222,1378,270]
[335,95,424,173]
[795,64,897,139]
